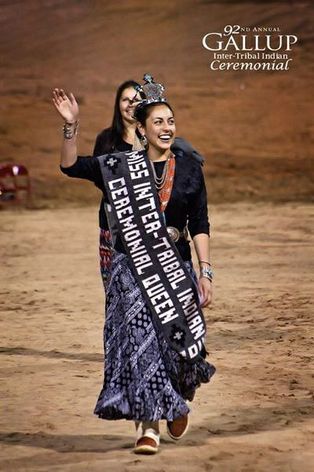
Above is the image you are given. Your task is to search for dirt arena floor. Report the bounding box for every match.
[1,202,313,472]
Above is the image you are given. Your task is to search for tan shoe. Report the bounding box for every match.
[167,414,189,440]
[134,428,160,454]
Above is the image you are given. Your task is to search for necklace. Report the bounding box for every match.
[150,155,170,190]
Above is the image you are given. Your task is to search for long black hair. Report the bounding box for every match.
[106,80,140,152]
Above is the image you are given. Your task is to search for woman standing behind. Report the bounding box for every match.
[92,80,141,285]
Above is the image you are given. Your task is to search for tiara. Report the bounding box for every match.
[135,74,167,106]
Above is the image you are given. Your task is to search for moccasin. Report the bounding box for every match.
[167,414,189,440]
[134,428,160,454]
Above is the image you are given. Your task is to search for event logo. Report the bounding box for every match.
[202,25,298,71]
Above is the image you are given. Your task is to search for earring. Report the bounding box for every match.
[141,135,148,149]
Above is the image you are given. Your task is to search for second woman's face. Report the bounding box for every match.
[119,87,141,124]
[141,105,176,152]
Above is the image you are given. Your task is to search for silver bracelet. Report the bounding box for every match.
[63,120,79,139]
[200,266,214,282]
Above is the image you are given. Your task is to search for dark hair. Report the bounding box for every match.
[106,80,140,152]
[134,101,174,126]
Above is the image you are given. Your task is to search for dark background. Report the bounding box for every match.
[0,0,313,205]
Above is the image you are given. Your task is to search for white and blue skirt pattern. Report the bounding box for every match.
[94,251,215,422]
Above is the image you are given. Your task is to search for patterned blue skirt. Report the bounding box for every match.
[94,250,216,422]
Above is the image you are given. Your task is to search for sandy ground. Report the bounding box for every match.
[1,202,313,471]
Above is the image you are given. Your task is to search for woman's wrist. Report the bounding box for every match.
[199,265,214,282]
[64,118,79,125]
[199,260,211,267]
[63,120,79,139]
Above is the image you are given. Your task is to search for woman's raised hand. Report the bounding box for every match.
[52,88,79,123]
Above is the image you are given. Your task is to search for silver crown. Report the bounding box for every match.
[135,74,166,105]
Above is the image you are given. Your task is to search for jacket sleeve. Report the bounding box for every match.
[172,137,204,165]
[60,156,106,194]
[187,163,210,238]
